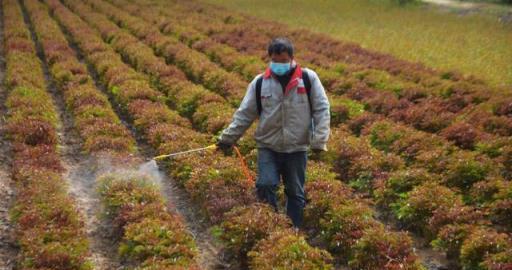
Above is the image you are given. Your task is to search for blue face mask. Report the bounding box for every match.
[270,61,291,76]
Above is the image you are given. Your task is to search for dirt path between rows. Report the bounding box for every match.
[0,3,18,269]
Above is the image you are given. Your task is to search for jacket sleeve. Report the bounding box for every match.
[218,75,260,145]
[309,69,331,151]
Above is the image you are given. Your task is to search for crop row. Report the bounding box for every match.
[80,0,249,106]
[325,124,512,269]
[109,0,512,166]
[43,0,338,267]
[3,0,90,268]
[60,0,235,134]
[21,0,203,268]
[22,0,135,156]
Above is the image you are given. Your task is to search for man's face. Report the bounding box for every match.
[270,51,292,63]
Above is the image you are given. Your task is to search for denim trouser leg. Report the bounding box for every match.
[256,148,280,210]
[256,148,307,228]
[281,151,307,228]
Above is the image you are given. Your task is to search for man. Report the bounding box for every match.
[216,37,330,228]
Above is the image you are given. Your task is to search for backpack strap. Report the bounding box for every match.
[301,68,313,113]
[255,76,263,116]
[255,69,312,116]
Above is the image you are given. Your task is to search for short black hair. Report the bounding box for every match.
[268,37,294,57]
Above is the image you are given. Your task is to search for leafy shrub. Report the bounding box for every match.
[431,224,477,259]
[348,226,423,270]
[498,145,512,179]
[460,227,511,270]
[443,152,493,191]
[391,99,455,132]
[347,112,382,135]
[440,122,482,150]
[97,174,162,219]
[248,230,334,270]
[482,249,512,270]
[469,178,507,205]
[220,203,292,257]
[304,179,352,230]
[374,168,435,207]
[482,116,512,136]
[319,202,378,257]
[368,120,404,153]
[6,119,57,146]
[428,204,488,239]
[490,199,512,229]
[364,91,401,115]
[330,96,365,126]
[493,98,512,117]
[12,144,63,175]
[394,182,462,234]
[192,101,232,133]
[120,217,197,267]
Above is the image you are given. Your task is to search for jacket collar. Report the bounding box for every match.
[263,61,302,96]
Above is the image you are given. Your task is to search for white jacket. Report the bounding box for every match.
[219,65,330,153]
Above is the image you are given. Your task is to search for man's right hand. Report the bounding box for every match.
[216,141,233,156]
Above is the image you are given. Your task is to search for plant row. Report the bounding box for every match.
[96,173,199,268]
[85,0,249,106]
[113,0,511,154]
[43,0,334,267]
[60,0,234,134]
[3,0,90,268]
[23,0,206,267]
[324,125,512,269]
[22,0,135,156]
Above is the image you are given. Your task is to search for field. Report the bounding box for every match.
[0,0,510,269]
[203,0,512,87]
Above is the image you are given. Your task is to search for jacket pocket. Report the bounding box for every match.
[286,102,311,146]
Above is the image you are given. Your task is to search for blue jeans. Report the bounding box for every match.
[256,148,307,228]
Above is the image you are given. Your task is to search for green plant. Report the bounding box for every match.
[348,226,424,270]
[248,230,334,270]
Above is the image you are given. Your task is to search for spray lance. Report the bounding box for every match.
[150,144,254,182]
